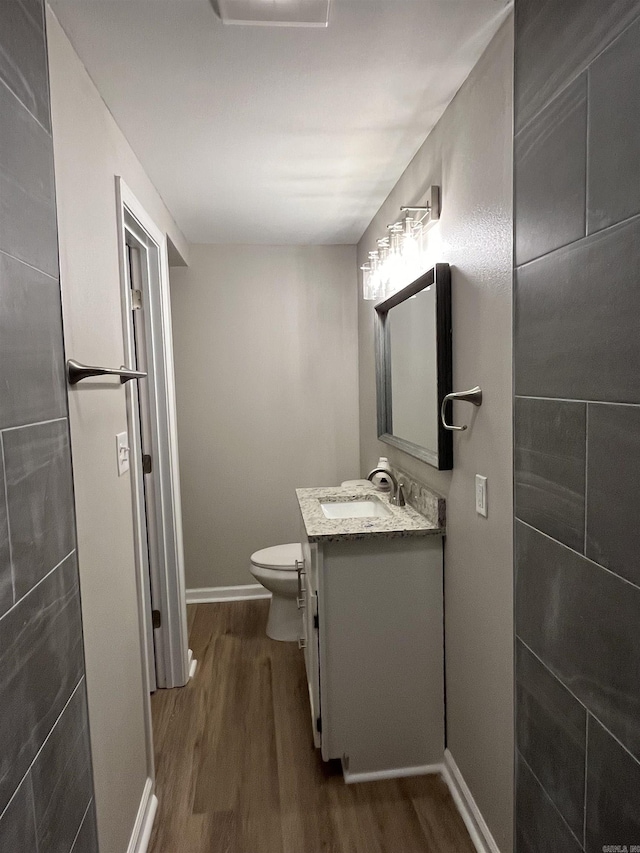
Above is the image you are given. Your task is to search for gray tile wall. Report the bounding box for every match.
[514,1,640,850]
[0,1,98,850]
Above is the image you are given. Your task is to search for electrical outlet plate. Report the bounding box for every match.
[116,432,130,476]
[475,474,488,517]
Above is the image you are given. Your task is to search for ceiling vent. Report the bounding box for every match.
[216,0,331,27]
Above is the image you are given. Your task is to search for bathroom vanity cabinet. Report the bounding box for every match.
[296,487,445,781]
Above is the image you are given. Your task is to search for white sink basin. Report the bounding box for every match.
[320,498,392,519]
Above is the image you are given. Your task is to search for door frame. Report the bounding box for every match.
[115,177,189,705]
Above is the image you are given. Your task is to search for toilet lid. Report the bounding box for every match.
[250,543,303,571]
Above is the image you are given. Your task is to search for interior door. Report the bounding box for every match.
[118,189,189,693]
[125,240,161,691]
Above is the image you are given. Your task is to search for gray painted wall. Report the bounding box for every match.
[170,244,360,590]
[47,9,189,851]
[358,20,514,851]
[514,1,640,850]
[0,1,97,850]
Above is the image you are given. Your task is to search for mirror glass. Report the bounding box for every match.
[388,285,437,450]
[374,264,452,470]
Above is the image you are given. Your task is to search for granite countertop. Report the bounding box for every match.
[296,484,445,543]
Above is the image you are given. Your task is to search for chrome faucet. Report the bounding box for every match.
[366,467,406,507]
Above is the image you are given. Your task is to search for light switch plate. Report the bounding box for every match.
[475,474,488,517]
[116,432,130,476]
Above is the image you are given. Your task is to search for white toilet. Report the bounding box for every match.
[250,483,368,642]
[249,542,303,642]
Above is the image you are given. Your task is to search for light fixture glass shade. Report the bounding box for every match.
[384,226,404,297]
[362,251,383,301]
[401,217,423,284]
[361,264,374,300]
[376,239,391,298]
[420,220,443,271]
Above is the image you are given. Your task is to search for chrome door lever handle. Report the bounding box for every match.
[67,359,147,385]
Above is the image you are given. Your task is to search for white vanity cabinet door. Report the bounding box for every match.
[298,520,445,777]
[318,535,445,777]
[300,533,322,749]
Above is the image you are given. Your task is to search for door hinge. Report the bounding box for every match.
[316,716,322,734]
[131,289,142,310]
[313,613,319,630]
[142,454,152,474]
[152,609,161,629]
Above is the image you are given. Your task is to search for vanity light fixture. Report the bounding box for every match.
[362,186,441,301]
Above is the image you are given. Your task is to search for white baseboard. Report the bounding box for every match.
[127,778,158,853]
[441,749,500,853]
[186,584,271,604]
[341,752,499,853]
[343,762,443,785]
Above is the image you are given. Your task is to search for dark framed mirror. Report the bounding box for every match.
[374,263,452,470]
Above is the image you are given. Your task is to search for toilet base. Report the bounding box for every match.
[266,593,300,642]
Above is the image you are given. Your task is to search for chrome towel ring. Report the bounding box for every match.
[440,386,483,431]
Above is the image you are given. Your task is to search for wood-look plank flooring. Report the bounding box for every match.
[149,601,476,853]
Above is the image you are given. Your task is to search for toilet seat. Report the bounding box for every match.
[250,543,302,572]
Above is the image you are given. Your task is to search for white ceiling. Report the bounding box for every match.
[49,0,511,244]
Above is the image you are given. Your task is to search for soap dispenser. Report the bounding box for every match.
[371,456,392,492]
